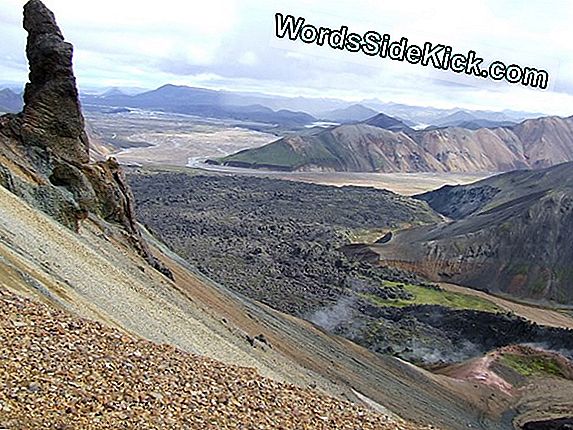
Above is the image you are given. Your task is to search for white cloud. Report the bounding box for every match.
[238,51,258,66]
[0,0,572,115]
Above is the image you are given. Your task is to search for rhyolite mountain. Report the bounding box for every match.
[369,162,573,305]
[219,114,573,173]
[218,123,439,172]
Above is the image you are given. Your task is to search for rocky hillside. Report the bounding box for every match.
[2,175,524,429]
[129,172,441,316]
[129,170,573,368]
[0,287,421,430]
[218,115,573,173]
[1,3,549,429]
[373,162,573,305]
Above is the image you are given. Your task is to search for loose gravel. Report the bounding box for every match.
[0,287,429,430]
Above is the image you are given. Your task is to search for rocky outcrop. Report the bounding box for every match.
[416,184,501,220]
[351,304,573,364]
[21,0,88,164]
[0,0,171,279]
[522,417,573,430]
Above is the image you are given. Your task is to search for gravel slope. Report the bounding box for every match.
[0,179,518,430]
[0,287,426,430]
[0,183,334,389]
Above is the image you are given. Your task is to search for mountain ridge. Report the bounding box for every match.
[80,83,546,123]
[370,162,573,306]
[0,88,23,113]
[320,103,379,123]
[219,115,573,173]
[84,83,317,127]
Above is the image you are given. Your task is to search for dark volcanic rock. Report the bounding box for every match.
[21,0,88,164]
[523,417,573,430]
[375,231,393,244]
[415,184,500,219]
[0,0,171,280]
[128,172,439,315]
[351,304,573,364]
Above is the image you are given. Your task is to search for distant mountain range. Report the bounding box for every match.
[372,162,573,305]
[219,114,573,173]
[428,119,517,130]
[0,88,23,113]
[2,80,547,126]
[82,84,317,127]
[78,83,545,128]
[364,112,413,132]
[319,104,378,123]
[426,110,517,130]
[362,101,544,127]
[319,104,518,130]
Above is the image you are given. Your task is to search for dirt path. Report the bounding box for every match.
[440,283,573,329]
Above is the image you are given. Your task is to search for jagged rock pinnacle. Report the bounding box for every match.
[0,0,173,280]
[21,0,89,164]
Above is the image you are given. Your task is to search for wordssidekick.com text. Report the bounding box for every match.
[275,13,549,90]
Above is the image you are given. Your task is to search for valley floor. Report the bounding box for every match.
[186,160,489,195]
[86,109,490,195]
[439,283,573,330]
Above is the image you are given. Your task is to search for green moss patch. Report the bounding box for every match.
[364,281,501,312]
[499,353,567,378]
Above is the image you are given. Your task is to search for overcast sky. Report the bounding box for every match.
[1,0,572,115]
